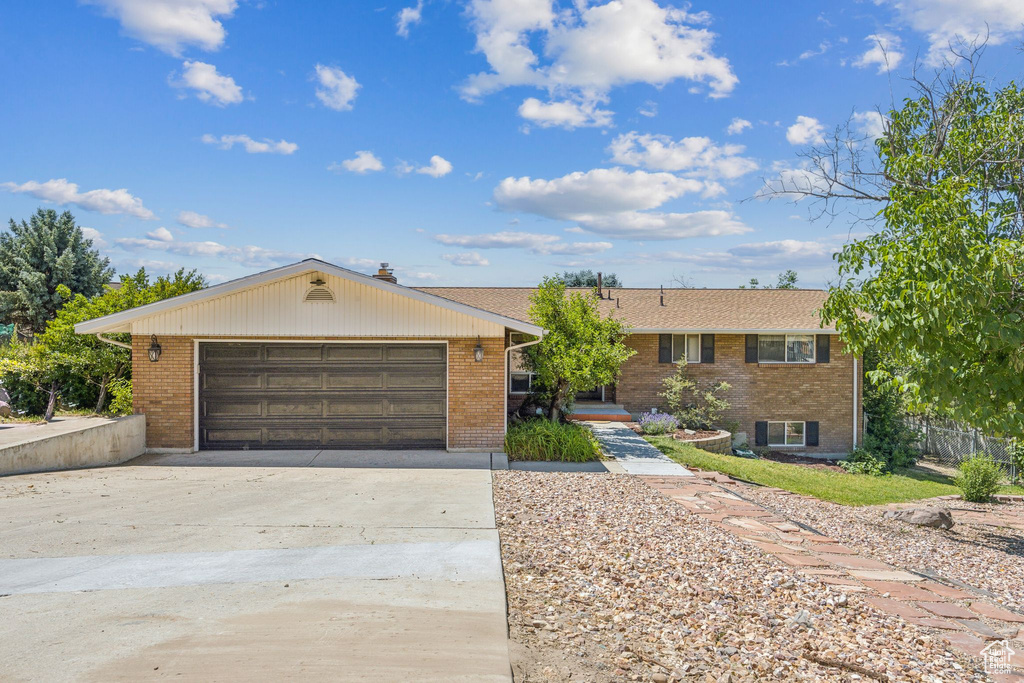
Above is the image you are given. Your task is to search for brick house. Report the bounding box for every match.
[76,259,860,455]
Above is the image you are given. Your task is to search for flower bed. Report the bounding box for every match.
[673,429,732,454]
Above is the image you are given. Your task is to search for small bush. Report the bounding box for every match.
[637,411,678,435]
[840,448,886,476]
[504,420,600,462]
[107,378,133,415]
[954,455,1005,502]
[660,361,731,430]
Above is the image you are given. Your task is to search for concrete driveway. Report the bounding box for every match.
[0,452,511,681]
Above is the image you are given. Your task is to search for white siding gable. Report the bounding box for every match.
[130,270,506,338]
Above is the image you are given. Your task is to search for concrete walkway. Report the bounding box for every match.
[586,421,693,476]
[0,457,511,681]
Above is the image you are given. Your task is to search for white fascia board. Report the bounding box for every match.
[74,258,544,337]
[629,328,835,334]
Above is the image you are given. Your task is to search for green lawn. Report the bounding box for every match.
[648,437,1024,506]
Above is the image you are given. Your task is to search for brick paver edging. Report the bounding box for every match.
[638,471,1024,681]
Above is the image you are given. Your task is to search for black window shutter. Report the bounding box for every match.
[658,334,672,363]
[745,334,759,363]
[816,335,830,363]
[806,421,819,446]
[701,334,715,364]
[754,421,768,447]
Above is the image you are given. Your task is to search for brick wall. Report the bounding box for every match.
[448,337,505,450]
[131,335,506,451]
[616,334,862,453]
[132,335,194,450]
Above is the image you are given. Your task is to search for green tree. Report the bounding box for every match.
[1,268,205,418]
[522,277,635,421]
[764,50,1024,438]
[739,271,798,289]
[559,269,622,288]
[0,209,112,336]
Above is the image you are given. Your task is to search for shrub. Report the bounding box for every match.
[840,448,886,475]
[954,455,1005,502]
[1008,440,1024,485]
[107,377,133,416]
[504,420,600,462]
[660,361,731,430]
[861,348,921,471]
[637,411,678,435]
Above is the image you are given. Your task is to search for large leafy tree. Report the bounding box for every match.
[0,209,112,336]
[559,269,622,288]
[764,49,1024,437]
[522,277,635,421]
[1,268,205,418]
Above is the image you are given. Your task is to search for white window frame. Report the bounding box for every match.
[671,334,701,364]
[767,420,806,447]
[758,334,815,364]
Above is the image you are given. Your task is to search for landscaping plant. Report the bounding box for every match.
[1009,439,1024,485]
[954,455,1005,503]
[839,448,887,476]
[521,276,634,422]
[660,361,731,431]
[504,419,600,462]
[637,411,678,436]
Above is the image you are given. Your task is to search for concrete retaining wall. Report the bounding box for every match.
[0,415,146,477]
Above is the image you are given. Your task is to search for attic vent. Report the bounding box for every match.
[304,286,335,302]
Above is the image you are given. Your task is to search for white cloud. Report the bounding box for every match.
[201,134,298,154]
[726,117,751,135]
[115,231,315,268]
[433,231,612,255]
[330,151,384,174]
[461,0,737,121]
[633,239,838,272]
[493,168,749,240]
[879,0,1024,63]
[314,64,359,111]
[147,226,175,242]
[518,97,613,129]
[608,132,757,179]
[81,227,108,248]
[638,100,658,118]
[2,178,156,220]
[177,210,228,229]
[416,155,453,178]
[171,60,242,106]
[442,252,490,266]
[852,110,886,141]
[853,33,903,73]
[396,0,424,37]
[83,0,237,56]
[786,115,825,145]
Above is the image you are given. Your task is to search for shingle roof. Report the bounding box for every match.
[414,287,832,332]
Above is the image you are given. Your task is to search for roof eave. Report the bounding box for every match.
[629,328,835,334]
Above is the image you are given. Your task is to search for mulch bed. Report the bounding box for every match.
[627,423,722,441]
[757,451,845,471]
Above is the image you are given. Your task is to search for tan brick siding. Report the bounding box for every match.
[132,335,506,451]
[615,334,862,453]
[132,335,194,450]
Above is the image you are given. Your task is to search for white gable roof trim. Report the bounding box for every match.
[74,259,544,337]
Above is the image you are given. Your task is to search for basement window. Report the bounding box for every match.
[768,421,805,447]
[510,372,535,394]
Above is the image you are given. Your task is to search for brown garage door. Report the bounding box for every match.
[198,343,447,450]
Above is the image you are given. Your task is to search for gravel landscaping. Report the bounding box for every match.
[494,471,985,682]
[738,487,1024,613]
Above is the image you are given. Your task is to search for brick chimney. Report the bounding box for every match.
[372,262,398,284]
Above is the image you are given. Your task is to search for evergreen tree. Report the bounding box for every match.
[0,208,112,335]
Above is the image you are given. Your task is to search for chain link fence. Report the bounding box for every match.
[895,415,1020,482]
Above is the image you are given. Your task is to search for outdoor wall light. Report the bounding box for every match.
[473,337,484,362]
[148,335,162,363]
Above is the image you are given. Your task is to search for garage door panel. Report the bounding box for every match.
[198,343,446,450]
[266,374,323,389]
[265,400,322,417]
[326,372,386,389]
[205,400,262,418]
[324,345,384,362]
[204,374,262,391]
[385,345,445,362]
[266,345,324,362]
[326,398,386,417]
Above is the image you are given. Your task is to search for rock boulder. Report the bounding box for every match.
[882,507,954,530]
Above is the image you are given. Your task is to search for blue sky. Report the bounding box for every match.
[1,0,1022,287]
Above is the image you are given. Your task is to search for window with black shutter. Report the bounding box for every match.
[806,421,819,446]
[745,335,759,363]
[658,334,672,363]
[815,335,830,363]
[754,421,768,446]
[700,334,715,364]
